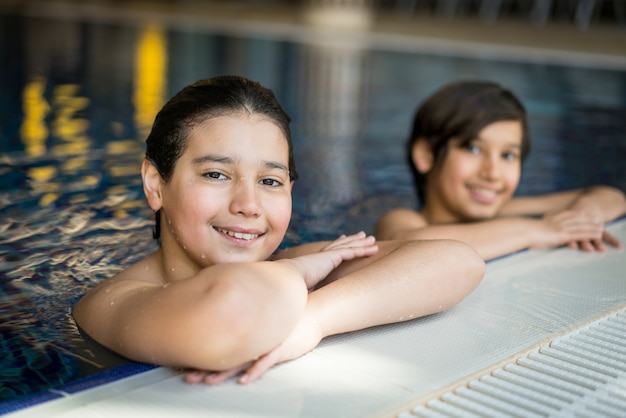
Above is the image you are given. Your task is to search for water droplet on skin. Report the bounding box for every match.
[110,301,114,306]
[183,245,187,250]
[201,254,206,259]
[399,316,404,321]
[162,283,170,289]
[438,305,443,310]
[105,288,111,293]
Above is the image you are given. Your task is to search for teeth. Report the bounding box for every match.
[217,228,258,241]
[471,186,497,198]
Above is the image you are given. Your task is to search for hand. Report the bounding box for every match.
[184,363,250,386]
[238,313,323,384]
[537,209,613,251]
[183,314,323,385]
[566,229,623,252]
[288,231,378,289]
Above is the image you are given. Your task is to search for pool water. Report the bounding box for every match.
[1,3,626,411]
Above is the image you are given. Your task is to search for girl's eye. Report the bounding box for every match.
[466,143,481,154]
[204,171,227,180]
[502,151,519,161]
[260,178,282,187]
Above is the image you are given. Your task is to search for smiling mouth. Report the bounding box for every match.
[215,227,260,241]
[468,186,499,201]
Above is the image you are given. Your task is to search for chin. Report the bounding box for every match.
[464,210,498,222]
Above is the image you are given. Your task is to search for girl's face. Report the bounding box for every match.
[421,120,523,223]
[156,113,293,274]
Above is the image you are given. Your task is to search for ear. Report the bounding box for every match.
[141,159,163,212]
[411,138,434,174]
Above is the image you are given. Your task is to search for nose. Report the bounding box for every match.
[229,178,262,217]
[479,153,500,180]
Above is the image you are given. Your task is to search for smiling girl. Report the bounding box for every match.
[73,76,485,385]
[376,80,626,260]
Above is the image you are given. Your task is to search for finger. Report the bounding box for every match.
[592,239,607,252]
[321,235,352,251]
[331,244,379,261]
[577,239,595,252]
[239,351,282,384]
[202,367,244,385]
[602,232,623,248]
[347,243,379,257]
[324,231,367,248]
[326,235,376,251]
[184,370,210,384]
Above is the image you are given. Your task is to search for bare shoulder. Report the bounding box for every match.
[77,252,164,303]
[73,253,163,336]
[376,208,427,240]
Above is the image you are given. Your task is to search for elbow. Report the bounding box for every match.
[588,186,626,220]
[469,246,487,287]
[440,239,485,310]
[454,239,485,294]
[188,264,308,370]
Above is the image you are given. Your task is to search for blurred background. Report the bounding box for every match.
[0,0,625,412]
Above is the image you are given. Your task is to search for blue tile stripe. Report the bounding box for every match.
[0,362,156,416]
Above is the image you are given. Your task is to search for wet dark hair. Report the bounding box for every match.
[145,75,298,240]
[407,80,530,205]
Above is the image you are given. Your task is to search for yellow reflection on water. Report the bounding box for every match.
[28,166,57,182]
[133,25,167,138]
[106,140,142,155]
[62,157,88,172]
[40,193,59,207]
[20,76,50,157]
[50,84,90,156]
[109,165,140,177]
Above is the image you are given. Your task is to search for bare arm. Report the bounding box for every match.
[76,233,381,375]
[501,186,626,221]
[377,186,626,260]
[501,186,626,252]
[197,238,485,384]
[276,232,379,289]
[376,208,542,260]
[73,259,309,371]
[306,239,484,336]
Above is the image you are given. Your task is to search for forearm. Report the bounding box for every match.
[398,218,540,260]
[304,239,484,338]
[570,186,626,222]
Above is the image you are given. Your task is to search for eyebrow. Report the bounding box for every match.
[192,154,289,173]
[472,137,522,149]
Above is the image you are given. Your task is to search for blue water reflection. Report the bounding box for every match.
[1,7,625,407]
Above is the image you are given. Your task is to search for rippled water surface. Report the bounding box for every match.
[1,4,625,407]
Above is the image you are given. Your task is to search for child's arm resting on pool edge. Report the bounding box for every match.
[497,185,625,251]
[376,186,626,260]
[189,238,485,385]
[500,186,626,221]
[72,234,379,372]
[280,231,380,290]
[72,261,309,371]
